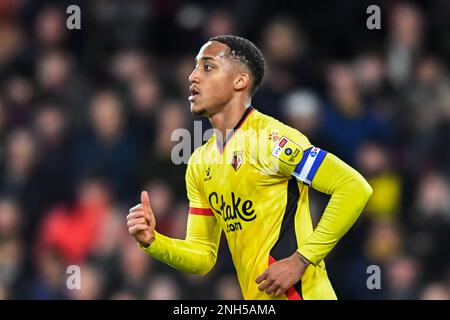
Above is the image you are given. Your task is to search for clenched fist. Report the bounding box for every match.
[127,191,156,247]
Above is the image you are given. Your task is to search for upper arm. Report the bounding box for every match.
[311,152,373,198]
[185,150,222,245]
[265,123,362,193]
[264,124,316,179]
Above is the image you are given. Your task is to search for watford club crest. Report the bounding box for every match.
[269,130,280,143]
[231,151,243,172]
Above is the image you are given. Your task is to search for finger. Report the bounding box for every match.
[265,282,279,295]
[129,224,149,234]
[127,211,140,220]
[255,270,268,284]
[127,210,152,224]
[129,204,142,213]
[274,288,285,297]
[127,218,147,227]
[141,191,150,208]
[258,278,273,291]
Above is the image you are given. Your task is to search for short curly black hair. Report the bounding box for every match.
[209,35,266,96]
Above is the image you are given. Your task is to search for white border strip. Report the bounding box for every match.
[298,147,320,184]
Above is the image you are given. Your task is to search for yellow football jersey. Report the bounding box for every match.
[140,106,372,300]
[186,106,336,300]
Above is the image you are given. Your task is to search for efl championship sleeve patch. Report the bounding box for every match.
[292,147,327,185]
[271,136,303,165]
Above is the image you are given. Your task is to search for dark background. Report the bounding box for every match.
[0,0,449,299]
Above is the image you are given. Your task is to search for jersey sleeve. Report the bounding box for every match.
[186,148,211,211]
[264,123,316,179]
[297,152,373,265]
[264,122,372,266]
[139,148,222,275]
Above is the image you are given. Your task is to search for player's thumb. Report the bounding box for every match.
[141,191,151,209]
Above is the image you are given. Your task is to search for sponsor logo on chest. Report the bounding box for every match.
[208,191,256,233]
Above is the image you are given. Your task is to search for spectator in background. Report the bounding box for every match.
[386,2,424,89]
[68,262,106,300]
[214,274,243,300]
[385,255,422,300]
[117,236,153,298]
[35,50,72,94]
[402,56,450,175]
[33,5,68,50]
[408,171,450,277]
[0,197,26,299]
[27,249,68,299]
[253,16,313,120]
[261,16,312,88]
[354,52,387,102]
[35,49,91,131]
[168,201,189,240]
[420,282,450,300]
[128,72,161,153]
[0,197,22,241]
[142,180,176,237]
[110,49,149,84]
[145,274,182,300]
[0,98,8,156]
[353,52,395,126]
[0,280,7,299]
[33,101,72,212]
[321,62,390,164]
[356,140,402,222]
[73,90,138,202]
[201,9,236,42]
[414,171,450,220]
[36,174,111,265]
[89,0,152,50]
[89,204,127,297]
[138,101,189,199]
[407,56,450,136]
[110,289,139,300]
[0,22,25,75]
[4,75,34,128]
[281,89,326,147]
[0,129,45,240]
[364,221,402,265]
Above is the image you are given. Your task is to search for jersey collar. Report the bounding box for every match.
[216,106,255,153]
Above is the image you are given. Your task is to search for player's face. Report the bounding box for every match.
[188,41,237,116]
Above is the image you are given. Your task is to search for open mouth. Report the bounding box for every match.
[189,87,200,101]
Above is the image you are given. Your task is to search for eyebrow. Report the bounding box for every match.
[194,56,216,64]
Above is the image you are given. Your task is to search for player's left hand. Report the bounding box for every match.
[255,252,310,297]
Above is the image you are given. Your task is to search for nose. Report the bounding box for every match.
[189,67,199,84]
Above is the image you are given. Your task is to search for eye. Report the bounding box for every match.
[204,64,213,71]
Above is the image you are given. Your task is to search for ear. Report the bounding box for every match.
[234,72,251,92]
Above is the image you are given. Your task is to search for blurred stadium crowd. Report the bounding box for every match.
[0,0,449,299]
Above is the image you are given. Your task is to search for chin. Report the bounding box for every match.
[192,109,206,116]
[191,103,207,116]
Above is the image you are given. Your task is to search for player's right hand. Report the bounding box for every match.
[127,191,156,248]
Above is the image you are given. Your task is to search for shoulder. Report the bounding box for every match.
[249,108,280,129]
[190,136,214,162]
[251,108,312,152]
[186,135,215,175]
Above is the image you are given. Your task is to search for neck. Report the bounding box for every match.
[209,96,252,145]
